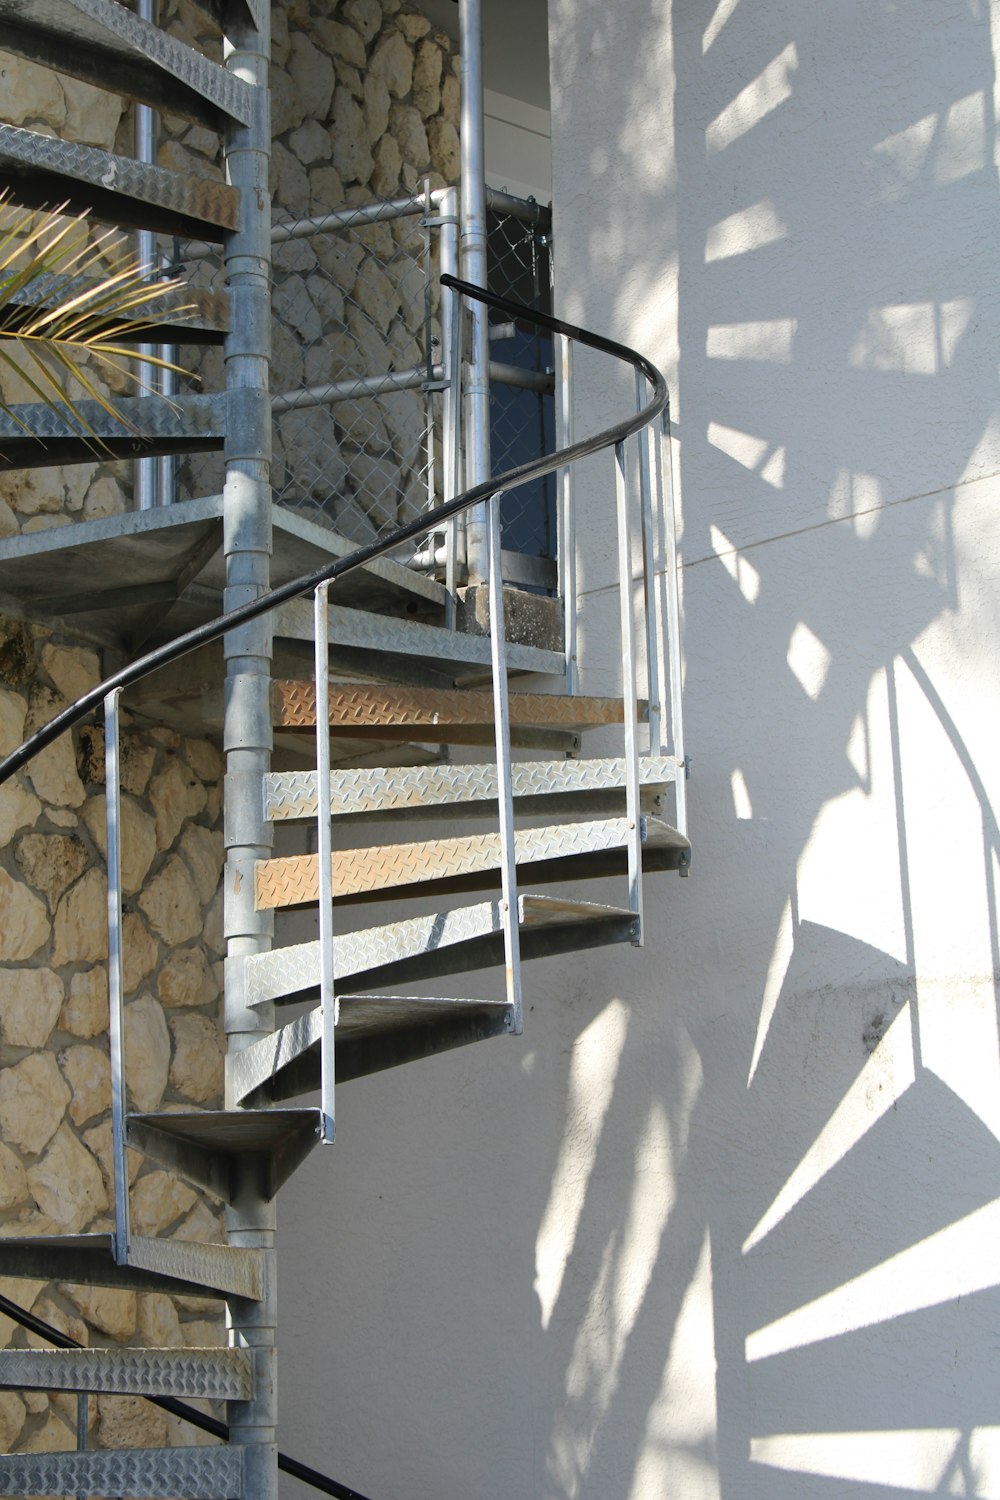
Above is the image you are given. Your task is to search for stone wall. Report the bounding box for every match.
[0,618,226,1454]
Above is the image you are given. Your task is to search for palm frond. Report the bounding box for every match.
[0,194,196,442]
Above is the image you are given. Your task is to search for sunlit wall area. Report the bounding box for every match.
[549,0,1000,1496]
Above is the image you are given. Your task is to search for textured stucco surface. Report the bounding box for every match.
[277,2,1000,1497]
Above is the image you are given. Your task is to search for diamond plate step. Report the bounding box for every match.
[126,1107,323,1203]
[0,124,240,238]
[272,680,643,745]
[274,598,565,677]
[7,271,228,344]
[231,995,513,1106]
[255,816,690,910]
[235,894,639,1008]
[0,0,255,127]
[0,1233,262,1300]
[0,391,225,470]
[0,1345,252,1399]
[264,755,678,825]
[0,1445,243,1499]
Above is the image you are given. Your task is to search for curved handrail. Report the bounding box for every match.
[0,274,667,784]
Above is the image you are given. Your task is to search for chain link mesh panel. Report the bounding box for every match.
[486,199,556,583]
[175,193,449,554]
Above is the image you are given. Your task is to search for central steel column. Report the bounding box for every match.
[459,0,491,583]
[219,3,276,1497]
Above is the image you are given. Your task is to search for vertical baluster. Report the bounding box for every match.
[486,489,522,1026]
[635,368,664,754]
[556,333,577,696]
[104,687,131,1260]
[314,582,335,1142]
[614,441,643,940]
[659,404,687,840]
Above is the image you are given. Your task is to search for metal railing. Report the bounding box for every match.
[0,270,685,1269]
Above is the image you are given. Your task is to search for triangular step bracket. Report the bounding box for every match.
[126,1107,323,1203]
[230,994,513,1107]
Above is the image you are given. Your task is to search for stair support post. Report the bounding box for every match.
[219,5,277,1498]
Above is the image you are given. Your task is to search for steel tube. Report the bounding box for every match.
[660,406,687,839]
[103,687,130,1263]
[488,361,554,393]
[635,368,663,752]
[220,5,277,1498]
[486,489,522,1026]
[555,333,576,694]
[314,582,336,1143]
[439,185,462,617]
[459,0,491,582]
[614,441,643,938]
[271,364,443,414]
[134,0,158,513]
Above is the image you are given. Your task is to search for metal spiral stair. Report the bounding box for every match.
[0,0,688,1493]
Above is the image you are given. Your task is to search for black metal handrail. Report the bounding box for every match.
[0,274,667,785]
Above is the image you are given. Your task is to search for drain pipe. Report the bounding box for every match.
[459,0,490,583]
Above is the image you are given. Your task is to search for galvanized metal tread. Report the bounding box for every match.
[237,894,638,1007]
[0,123,240,238]
[127,1106,323,1203]
[7,271,229,344]
[275,597,565,677]
[255,816,690,910]
[0,1445,243,1498]
[0,390,225,470]
[273,680,643,743]
[0,0,255,126]
[0,1345,252,1399]
[0,1232,262,1300]
[264,755,678,825]
[233,995,513,1105]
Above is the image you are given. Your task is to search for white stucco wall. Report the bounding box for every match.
[277,3,1000,1496]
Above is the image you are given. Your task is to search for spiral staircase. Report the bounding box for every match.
[0,1,688,1494]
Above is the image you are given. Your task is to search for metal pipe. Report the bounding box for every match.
[271,365,444,414]
[660,404,687,839]
[220,4,276,1497]
[103,687,130,1263]
[134,0,158,512]
[485,488,522,1027]
[488,361,554,393]
[439,185,462,618]
[314,581,336,1144]
[635,368,662,752]
[555,333,576,694]
[484,188,551,228]
[614,440,643,939]
[157,351,176,505]
[459,0,491,582]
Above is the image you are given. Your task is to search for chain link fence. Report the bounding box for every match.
[486,196,556,587]
[173,187,559,587]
